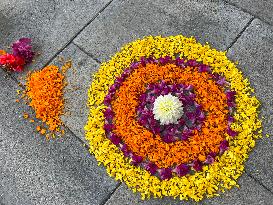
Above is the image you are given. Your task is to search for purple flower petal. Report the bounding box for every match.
[226,90,236,102]
[109,84,117,93]
[130,62,139,69]
[19,38,32,44]
[147,83,155,90]
[198,112,206,121]
[140,56,147,67]
[103,94,112,106]
[12,38,34,63]
[121,144,130,157]
[174,164,190,177]
[131,154,143,165]
[162,135,175,143]
[116,77,124,84]
[104,123,114,132]
[175,57,185,66]
[159,56,172,65]
[179,118,185,125]
[185,84,194,91]
[186,112,196,121]
[181,132,190,141]
[139,117,148,126]
[216,76,227,86]
[188,92,196,99]
[228,101,236,108]
[159,168,173,180]
[205,153,215,164]
[153,87,161,95]
[228,115,235,124]
[194,106,201,116]
[196,124,202,131]
[158,80,167,89]
[144,162,158,175]
[109,134,121,145]
[186,59,198,67]
[227,127,238,137]
[219,140,229,153]
[198,64,210,72]
[161,87,170,95]
[121,68,131,78]
[192,160,203,171]
[139,93,147,102]
[104,108,114,120]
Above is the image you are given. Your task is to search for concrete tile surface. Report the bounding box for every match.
[0,69,118,205]
[105,175,273,205]
[50,43,100,143]
[0,0,110,75]
[1,0,273,204]
[227,19,273,193]
[74,0,252,62]
[226,0,273,25]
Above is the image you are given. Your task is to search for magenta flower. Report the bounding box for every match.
[159,168,172,180]
[175,57,185,66]
[174,164,190,177]
[186,59,198,67]
[104,108,114,120]
[140,56,147,67]
[226,90,236,101]
[162,135,175,143]
[227,126,238,137]
[121,144,130,157]
[103,94,112,106]
[109,134,121,145]
[228,115,235,124]
[131,154,143,165]
[159,56,171,65]
[12,38,34,63]
[104,123,114,132]
[205,153,216,164]
[192,160,203,171]
[144,162,158,175]
[219,140,229,153]
[130,62,139,69]
[198,64,210,72]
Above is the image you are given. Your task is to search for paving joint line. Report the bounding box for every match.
[72,42,102,64]
[100,182,122,205]
[223,0,272,26]
[63,125,122,205]
[245,171,273,195]
[41,0,113,69]
[226,17,254,51]
[64,124,90,150]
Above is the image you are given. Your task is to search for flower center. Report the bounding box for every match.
[153,94,184,125]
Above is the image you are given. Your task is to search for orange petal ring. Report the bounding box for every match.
[111,62,229,168]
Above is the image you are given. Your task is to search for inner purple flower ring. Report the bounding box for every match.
[136,81,206,143]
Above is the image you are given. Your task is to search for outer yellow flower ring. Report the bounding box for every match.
[85,35,262,201]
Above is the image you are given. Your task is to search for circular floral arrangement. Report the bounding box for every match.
[85,35,262,201]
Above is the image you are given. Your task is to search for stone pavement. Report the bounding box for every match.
[1,0,273,204]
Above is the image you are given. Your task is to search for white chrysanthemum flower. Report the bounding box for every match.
[153,94,184,125]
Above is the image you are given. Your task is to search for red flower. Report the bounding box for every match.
[0,53,25,72]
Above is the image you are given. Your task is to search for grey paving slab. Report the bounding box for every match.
[0,69,118,205]
[50,43,100,143]
[0,0,110,76]
[105,174,273,205]
[74,0,252,62]
[227,19,273,192]
[226,0,273,26]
